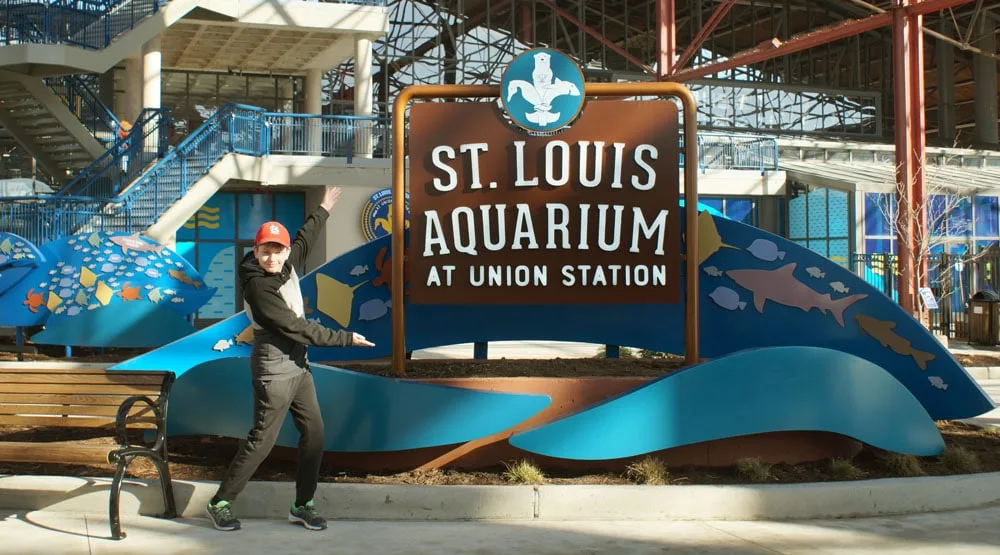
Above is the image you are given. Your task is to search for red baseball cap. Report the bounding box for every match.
[255,221,291,248]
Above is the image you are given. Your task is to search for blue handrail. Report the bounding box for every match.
[1,0,162,50]
[47,73,120,142]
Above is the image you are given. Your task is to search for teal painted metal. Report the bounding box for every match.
[509,346,946,458]
[165,358,550,452]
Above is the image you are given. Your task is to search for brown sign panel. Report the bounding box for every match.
[408,99,680,305]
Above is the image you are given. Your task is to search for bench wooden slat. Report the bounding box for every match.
[0,441,113,464]
[0,373,166,385]
[0,393,137,406]
[0,384,163,395]
[0,415,158,428]
[0,404,155,417]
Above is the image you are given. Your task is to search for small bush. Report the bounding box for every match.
[625,456,669,485]
[735,457,772,483]
[940,447,980,473]
[592,346,638,359]
[638,349,668,359]
[828,458,865,480]
[501,459,545,484]
[882,453,924,477]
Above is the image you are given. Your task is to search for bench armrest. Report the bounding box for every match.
[115,395,167,453]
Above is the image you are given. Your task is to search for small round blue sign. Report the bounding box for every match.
[361,188,409,242]
[500,48,585,133]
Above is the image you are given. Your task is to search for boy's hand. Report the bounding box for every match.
[352,332,375,347]
[320,186,343,211]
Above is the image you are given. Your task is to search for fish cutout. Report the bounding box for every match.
[87,232,102,248]
[702,266,724,277]
[855,314,936,370]
[830,281,850,294]
[171,297,185,303]
[316,274,367,327]
[727,263,868,327]
[928,376,949,390]
[212,339,234,352]
[12,253,24,260]
[805,267,825,279]
[164,289,177,295]
[79,266,97,287]
[234,324,255,345]
[746,238,785,262]
[23,289,44,313]
[687,211,739,266]
[168,268,203,288]
[350,264,369,276]
[95,281,114,306]
[0,238,11,255]
[302,296,315,315]
[74,290,89,306]
[109,232,166,256]
[371,246,410,294]
[358,298,391,321]
[46,291,61,311]
[148,287,163,303]
[708,286,746,311]
[116,281,141,301]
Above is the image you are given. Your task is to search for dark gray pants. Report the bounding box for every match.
[215,370,324,504]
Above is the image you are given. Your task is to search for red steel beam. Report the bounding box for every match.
[671,0,738,75]
[909,3,928,302]
[657,0,677,77]
[893,0,916,315]
[536,0,655,75]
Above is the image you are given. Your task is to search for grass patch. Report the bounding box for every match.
[501,459,545,484]
[735,457,772,483]
[828,458,865,480]
[882,453,924,477]
[625,456,669,485]
[940,446,980,473]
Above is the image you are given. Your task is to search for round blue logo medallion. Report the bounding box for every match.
[361,188,409,242]
[500,48,585,133]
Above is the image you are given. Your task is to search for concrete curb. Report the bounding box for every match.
[962,366,1000,380]
[3,472,1000,521]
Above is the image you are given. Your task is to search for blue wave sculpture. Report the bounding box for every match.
[113,207,993,422]
[165,357,551,452]
[0,231,214,347]
[509,346,945,459]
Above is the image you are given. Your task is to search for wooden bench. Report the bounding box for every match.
[0,367,177,540]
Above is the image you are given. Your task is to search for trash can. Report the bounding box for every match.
[967,290,1000,346]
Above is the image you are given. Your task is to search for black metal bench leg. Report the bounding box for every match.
[109,456,129,540]
[149,453,177,519]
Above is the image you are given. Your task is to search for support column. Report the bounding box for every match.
[142,35,162,155]
[656,0,677,77]
[122,53,142,123]
[973,16,998,145]
[907,5,927,303]
[892,0,916,315]
[935,19,956,145]
[306,68,323,155]
[353,36,373,159]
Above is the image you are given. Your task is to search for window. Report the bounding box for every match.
[787,186,851,267]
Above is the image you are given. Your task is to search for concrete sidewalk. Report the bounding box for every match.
[4,505,1000,554]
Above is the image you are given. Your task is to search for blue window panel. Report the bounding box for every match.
[275,193,305,233]
[793,239,809,249]
[865,193,893,236]
[929,243,947,254]
[788,195,807,238]
[929,195,948,237]
[701,197,725,213]
[949,197,972,237]
[197,243,237,320]
[807,239,828,258]
[975,196,999,237]
[978,240,999,252]
[807,189,828,238]
[174,241,197,267]
[829,239,850,267]
[827,190,849,237]
[726,198,754,224]
[865,238,894,254]
[196,193,236,240]
[949,243,969,255]
[238,193,274,240]
[177,215,196,241]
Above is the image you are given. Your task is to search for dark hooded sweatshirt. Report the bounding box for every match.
[239,205,354,380]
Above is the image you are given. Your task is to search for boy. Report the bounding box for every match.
[207,186,374,532]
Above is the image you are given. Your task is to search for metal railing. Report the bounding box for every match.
[56,107,170,198]
[47,73,121,143]
[691,133,778,172]
[263,113,391,161]
[852,252,1000,340]
[1,0,162,50]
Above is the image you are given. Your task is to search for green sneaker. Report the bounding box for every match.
[288,500,327,531]
[206,499,241,531]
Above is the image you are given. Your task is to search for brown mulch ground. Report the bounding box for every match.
[3,343,1000,485]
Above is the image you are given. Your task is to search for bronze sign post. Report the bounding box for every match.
[391,82,699,374]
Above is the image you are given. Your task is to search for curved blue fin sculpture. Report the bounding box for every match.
[509,346,945,459]
[165,358,551,452]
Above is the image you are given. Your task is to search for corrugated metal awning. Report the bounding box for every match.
[779,160,1000,194]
